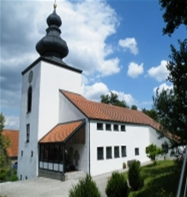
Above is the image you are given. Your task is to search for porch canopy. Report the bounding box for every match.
[39,119,85,173]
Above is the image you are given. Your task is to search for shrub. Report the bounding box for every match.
[105,172,128,197]
[69,174,101,197]
[128,160,144,191]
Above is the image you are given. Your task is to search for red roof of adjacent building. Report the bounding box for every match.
[2,129,19,157]
[61,90,160,131]
[40,120,84,143]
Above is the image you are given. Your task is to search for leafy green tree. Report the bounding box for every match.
[159,0,187,36]
[128,161,144,191]
[105,172,128,197]
[142,108,159,122]
[146,144,163,164]
[100,92,128,108]
[69,174,101,197]
[153,40,187,144]
[131,105,137,110]
[0,113,11,182]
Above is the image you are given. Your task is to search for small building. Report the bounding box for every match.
[18,5,172,181]
[2,129,19,165]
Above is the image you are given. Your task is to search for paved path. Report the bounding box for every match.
[0,162,152,197]
[0,172,116,197]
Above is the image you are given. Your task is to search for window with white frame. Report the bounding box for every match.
[121,146,127,157]
[114,146,120,158]
[106,124,111,131]
[113,124,119,131]
[135,148,139,156]
[106,147,112,159]
[97,147,104,160]
[97,123,103,130]
[121,125,126,131]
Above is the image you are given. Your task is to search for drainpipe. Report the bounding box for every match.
[176,142,187,197]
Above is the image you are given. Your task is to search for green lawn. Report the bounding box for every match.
[124,160,183,197]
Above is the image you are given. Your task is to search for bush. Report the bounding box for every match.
[69,174,101,197]
[105,172,128,197]
[128,160,144,191]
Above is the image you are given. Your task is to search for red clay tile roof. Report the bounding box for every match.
[2,129,19,157]
[40,120,84,143]
[61,90,160,131]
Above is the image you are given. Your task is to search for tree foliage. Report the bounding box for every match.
[142,108,159,122]
[146,144,163,163]
[128,161,144,191]
[69,174,101,197]
[105,172,128,197]
[159,0,187,36]
[153,40,187,144]
[131,105,137,110]
[0,113,11,182]
[100,92,128,108]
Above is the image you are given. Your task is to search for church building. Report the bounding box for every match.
[18,4,171,181]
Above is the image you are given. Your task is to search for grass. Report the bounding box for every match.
[123,160,183,197]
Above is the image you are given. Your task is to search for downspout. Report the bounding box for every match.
[62,142,65,181]
[176,142,187,197]
[89,119,90,174]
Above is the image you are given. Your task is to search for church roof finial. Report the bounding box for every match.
[35,3,69,60]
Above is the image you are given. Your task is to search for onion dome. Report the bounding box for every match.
[36,5,69,59]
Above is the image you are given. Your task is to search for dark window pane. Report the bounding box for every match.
[27,86,32,113]
[121,146,126,157]
[97,123,103,130]
[106,124,111,131]
[121,125,126,131]
[135,148,139,155]
[114,124,119,131]
[97,147,103,160]
[106,147,112,159]
[114,146,119,158]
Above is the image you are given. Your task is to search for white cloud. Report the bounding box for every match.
[127,62,144,78]
[153,83,173,94]
[118,38,138,55]
[82,82,136,106]
[112,90,136,106]
[4,116,20,130]
[148,60,169,82]
[82,82,109,101]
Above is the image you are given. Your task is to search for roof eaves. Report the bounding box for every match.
[64,119,86,144]
[60,90,90,119]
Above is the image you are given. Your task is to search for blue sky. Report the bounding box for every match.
[0,0,186,129]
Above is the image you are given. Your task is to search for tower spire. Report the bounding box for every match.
[35,3,69,60]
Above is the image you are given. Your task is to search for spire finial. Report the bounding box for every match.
[54,0,57,9]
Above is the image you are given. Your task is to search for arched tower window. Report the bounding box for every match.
[27,86,32,113]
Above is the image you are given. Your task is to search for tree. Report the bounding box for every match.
[100,92,128,108]
[131,105,137,110]
[153,40,187,144]
[105,172,128,197]
[142,108,159,122]
[0,113,11,182]
[128,161,144,191]
[159,0,187,36]
[146,144,163,164]
[69,174,101,197]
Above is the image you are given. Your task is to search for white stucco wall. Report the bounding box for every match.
[18,62,41,180]
[90,120,156,176]
[18,60,82,180]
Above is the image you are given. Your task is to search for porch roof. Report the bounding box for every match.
[39,120,85,143]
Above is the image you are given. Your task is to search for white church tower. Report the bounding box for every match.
[18,4,82,180]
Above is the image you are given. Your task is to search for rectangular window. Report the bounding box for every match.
[114,146,119,158]
[114,124,119,131]
[106,124,111,131]
[106,147,112,159]
[121,125,126,131]
[26,124,30,143]
[97,123,103,130]
[135,148,139,156]
[97,147,104,160]
[121,146,127,157]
